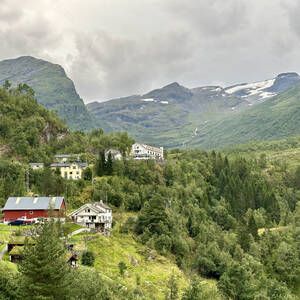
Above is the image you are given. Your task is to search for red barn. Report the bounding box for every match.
[3,196,66,221]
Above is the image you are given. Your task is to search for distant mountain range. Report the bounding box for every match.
[0,56,93,131]
[88,72,300,148]
[1,56,300,149]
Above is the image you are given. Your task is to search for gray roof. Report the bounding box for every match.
[55,154,71,158]
[94,201,111,210]
[3,197,65,211]
[51,162,88,168]
[51,163,71,167]
[29,163,44,166]
[78,162,88,167]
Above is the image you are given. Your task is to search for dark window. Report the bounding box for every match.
[29,211,33,214]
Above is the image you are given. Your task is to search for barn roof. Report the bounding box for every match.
[3,197,65,211]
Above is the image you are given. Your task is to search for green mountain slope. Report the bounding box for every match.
[189,83,300,149]
[0,56,93,131]
[0,85,67,161]
[87,83,247,147]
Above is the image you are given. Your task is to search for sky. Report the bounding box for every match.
[1,0,300,103]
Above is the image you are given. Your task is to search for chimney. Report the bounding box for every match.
[33,194,39,204]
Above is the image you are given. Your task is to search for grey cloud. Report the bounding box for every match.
[1,0,300,102]
[70,29,195,100]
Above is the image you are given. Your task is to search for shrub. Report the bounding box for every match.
[81,251,95,266]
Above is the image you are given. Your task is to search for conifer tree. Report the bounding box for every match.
[106,151,113,175]
[18,220,71,299]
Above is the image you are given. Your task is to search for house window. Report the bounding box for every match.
[29,211,33,214]
[85,209,90,213]
[70,172,72,175]
[76,171,79,175]
[73,166,76,169]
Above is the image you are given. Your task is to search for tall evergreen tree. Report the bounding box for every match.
[106,151,113,175]
[18,220,71,300]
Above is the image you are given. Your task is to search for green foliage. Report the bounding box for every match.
[81,251,95,267]
[118,261,127,276]
[164,273,179,300]
[181,278,222,300]
[0,56,93,131]
[18,220,71,299]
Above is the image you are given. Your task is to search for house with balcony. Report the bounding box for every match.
[68,201,112,234]
[132,143,164,160]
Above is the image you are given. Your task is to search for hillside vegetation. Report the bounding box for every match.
[190,83,300,149]
[0,85,299,299]
[0,56,93,131]
[0,84,67,161]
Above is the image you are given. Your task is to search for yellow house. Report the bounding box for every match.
[50,162,88,180]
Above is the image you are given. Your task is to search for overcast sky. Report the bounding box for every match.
[1,0,300,102]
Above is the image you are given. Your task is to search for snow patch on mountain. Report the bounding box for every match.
[141,98,154,102]
[225,79,275,95]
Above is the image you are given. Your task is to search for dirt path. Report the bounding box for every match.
[0,244,8,260]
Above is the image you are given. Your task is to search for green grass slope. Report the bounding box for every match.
[0,56,93,131]
[190,83,300,149]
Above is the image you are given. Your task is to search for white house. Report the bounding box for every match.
[54,154,80,163]
[29,163,44,170]
[105,149,122,160]
[132,143,164,160]
[68,201,112,234]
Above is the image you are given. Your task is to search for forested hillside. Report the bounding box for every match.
[0,56,93,131]
[0,84,299,299]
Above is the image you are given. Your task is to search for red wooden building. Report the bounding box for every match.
[2,196,66,221]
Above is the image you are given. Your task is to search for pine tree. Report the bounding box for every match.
[95,150,106,176]
[106,151,113,175]
[18,220,71,299]
[164,272,178,300]
[248,214,258,240]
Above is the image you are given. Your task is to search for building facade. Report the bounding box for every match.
[3,196,66,221]
[105,149,122,160]
[29,163,44,170]
[50,162,88,180]
[54,154,79,163]
[132,143,164,160]
[69,201,112,233]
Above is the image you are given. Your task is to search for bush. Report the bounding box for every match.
[81,251,95,266]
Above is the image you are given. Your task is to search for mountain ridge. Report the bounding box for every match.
[0,56,94,131]
[88,72,300,147]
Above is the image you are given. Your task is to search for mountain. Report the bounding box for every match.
[189,81,300,149]
[224,72,300,104]
[0,56,93,131]
[0,84,67,160]
[87,82,248,147]
[88,73,300,148]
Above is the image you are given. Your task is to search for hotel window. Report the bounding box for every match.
[30,211,33,214]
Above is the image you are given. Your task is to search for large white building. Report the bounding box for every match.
[132,143,164,160]
[68,201,112,234]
